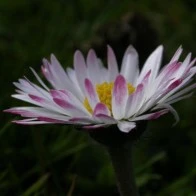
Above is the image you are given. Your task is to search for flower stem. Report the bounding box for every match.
[107,144,139,196]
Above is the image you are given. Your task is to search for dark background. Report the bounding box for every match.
[0,0,196,195]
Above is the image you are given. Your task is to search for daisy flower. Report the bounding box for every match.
[5,45,196,133]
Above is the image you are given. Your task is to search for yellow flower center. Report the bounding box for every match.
[83,82,135,114]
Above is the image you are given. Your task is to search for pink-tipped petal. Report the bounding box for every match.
[112,75,128,120]
[147,110,168,120]
[93,103,110,116]
[4,108,33,117]
[84,78,99,109]
[158,72,195,104]
[173,53,191,79]
[7,107,71,122]
[50,89,89,115]
[13,118,52,125]
[94,114,116,124]
[83,124,106,129]
[117,121,136,133]
[53,98,73,109]
[158,62,181,84]
[47,54,75,91]
[53,98,87,117]
[165,83,196,103]
[42,59,53,82]
[29,94,46,103]
[141,70,151,84]
[69,117,96,124]
[130,110,168,121]
[37,117,66,123]
[167,79,182,92]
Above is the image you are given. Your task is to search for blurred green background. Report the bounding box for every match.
[0,0,196,195]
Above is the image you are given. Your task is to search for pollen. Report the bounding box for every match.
[83,82,135,114]
[83,97,93,114]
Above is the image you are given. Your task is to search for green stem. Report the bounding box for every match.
[107,144,139,196]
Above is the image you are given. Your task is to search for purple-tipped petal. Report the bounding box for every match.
[112,75,128,120]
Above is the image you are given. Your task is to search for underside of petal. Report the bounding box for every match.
[117,121,136,133]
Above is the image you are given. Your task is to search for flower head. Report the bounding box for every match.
[5,45,196,133]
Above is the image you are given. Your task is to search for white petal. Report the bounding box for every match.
[165,83,196,103]
[153,103,179,125]
[87,49,102,84]
[125,84,144,118]
[120,45,139,84]
[137,45,163,84]
[30,68,49,91]
[107,45,119,81]
[165,92,193,105]
[117,121,136,133]
[169,46,183,63]
[74,50,87,92]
